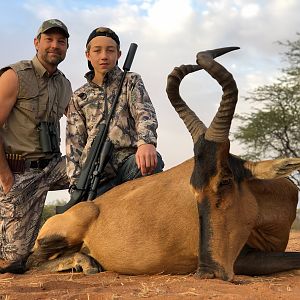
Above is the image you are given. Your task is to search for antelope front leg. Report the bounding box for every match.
[234,245,300,275]
[27,252,101,275]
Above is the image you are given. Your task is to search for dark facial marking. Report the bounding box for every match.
[196,197,228,279]
[191,135,218,190]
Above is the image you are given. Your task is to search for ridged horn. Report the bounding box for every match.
[166,47,239,144]
[166,64,206,144]
[196,47,240,142]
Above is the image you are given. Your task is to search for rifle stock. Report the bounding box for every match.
[56,43,138,214]
[87,140,113,200]
[55,124,106,214]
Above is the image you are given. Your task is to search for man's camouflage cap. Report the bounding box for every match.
[37,19,69,38]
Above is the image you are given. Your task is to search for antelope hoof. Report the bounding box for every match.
[74,253,102,275]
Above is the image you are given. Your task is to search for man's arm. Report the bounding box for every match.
[0,69,18,193]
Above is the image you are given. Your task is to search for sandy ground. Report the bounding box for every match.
[0,231,299,300]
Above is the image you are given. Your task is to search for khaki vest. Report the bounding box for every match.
[0,58,72,159]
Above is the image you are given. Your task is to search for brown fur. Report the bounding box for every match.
[27,48,300,281]
[27,158,298,280]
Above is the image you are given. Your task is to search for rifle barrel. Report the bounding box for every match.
[123,43,138,71]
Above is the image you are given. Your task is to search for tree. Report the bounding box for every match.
[234,34,300,186]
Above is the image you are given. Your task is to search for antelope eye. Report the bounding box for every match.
[220,178,232,186]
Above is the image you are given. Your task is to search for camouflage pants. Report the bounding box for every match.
[0,155,68,262]
[96,152,164,196]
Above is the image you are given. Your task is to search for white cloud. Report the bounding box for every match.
[144,0,194,36]
[241,3,260,18]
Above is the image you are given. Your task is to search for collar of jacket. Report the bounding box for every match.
[84,65,123,86]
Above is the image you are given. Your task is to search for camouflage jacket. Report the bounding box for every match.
[66,66,158,186]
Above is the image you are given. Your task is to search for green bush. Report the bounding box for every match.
[41,200,67,227]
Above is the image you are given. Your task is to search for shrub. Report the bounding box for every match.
[41,200,67,227]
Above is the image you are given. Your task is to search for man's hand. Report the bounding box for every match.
[135,144,157,176]
[0,167,14,194]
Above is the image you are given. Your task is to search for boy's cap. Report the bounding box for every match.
[86,27,120,47]
[37,19,69,38]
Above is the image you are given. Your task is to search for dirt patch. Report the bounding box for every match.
[0,231,299,300]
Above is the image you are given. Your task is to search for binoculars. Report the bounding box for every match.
[39,121,60,153]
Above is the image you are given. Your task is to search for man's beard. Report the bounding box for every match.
[42,51,65,66]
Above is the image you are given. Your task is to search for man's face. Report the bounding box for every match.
[34,29,68,68]
[86,36,121,75]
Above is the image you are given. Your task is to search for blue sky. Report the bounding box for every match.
[1,0,300,203]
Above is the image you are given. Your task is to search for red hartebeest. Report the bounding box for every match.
[26,47,300,281]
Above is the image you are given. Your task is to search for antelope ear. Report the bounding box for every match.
[245,158,300,179]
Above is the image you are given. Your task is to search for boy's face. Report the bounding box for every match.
[86,36,121,75]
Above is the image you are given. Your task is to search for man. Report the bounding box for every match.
[0,19,72,273]
[66,27,164,198]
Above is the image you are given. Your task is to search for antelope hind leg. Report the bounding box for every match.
[234,245,300,275]
[28,252,101,275]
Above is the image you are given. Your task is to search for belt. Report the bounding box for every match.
[6,153,52,174]
[26,159,51,170]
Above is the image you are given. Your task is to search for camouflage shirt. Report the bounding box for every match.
[66,66,158,186]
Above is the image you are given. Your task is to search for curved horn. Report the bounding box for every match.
[166,47,239,144]
[166,64,206,143]
[196,47,240,142]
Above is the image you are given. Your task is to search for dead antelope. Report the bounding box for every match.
[26,47,300,281]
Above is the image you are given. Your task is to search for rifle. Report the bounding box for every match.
[56,43,138,214]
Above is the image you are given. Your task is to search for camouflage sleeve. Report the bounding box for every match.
[128,74,158,147]
[66,94,87,186]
